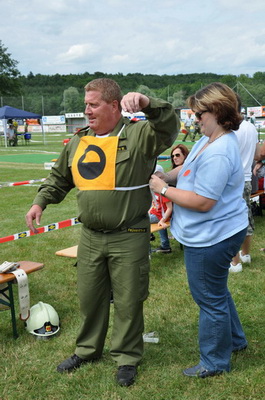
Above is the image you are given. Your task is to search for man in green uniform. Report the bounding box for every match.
[25,78,179,386]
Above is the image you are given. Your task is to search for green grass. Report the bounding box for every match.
[0,133,265,400]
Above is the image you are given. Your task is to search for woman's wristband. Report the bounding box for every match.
[161,185,169,197]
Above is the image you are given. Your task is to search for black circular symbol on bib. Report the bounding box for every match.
[77,144,106,180]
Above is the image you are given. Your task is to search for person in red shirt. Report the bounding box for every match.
[149,165,172,253]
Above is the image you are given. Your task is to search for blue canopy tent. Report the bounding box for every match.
[0,105,45,147]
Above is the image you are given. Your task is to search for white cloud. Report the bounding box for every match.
[57,44,98,63]
[109,54,130,63]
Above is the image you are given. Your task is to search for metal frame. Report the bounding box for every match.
[0,281,18,338]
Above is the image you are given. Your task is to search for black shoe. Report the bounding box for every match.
[57,354,90,373]
[116,365,137,387]
[183,364,223,378]
[155,246,172,254]
[150,233,155,242]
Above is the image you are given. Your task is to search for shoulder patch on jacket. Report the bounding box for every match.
[75,126,90,137]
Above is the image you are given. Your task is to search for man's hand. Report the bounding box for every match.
[25,205,43,234]
[121,92,150,114]
[154,171,167,180]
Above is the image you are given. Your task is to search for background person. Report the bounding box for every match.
[6,120,15,146]
[24,119,28,133]
[230,95,260,273]
[249,111,256,125]
[192,120,202,141]
[170,144,189,169]
[253,140,265,252]
[149,82,248,378]
[25,78,179,387]
[12,119,18,146]
[253,159,265,178]
[182,112,194,142]
[254,138,265,164]
[149,164,172,254]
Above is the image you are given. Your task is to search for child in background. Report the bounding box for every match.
[149,165,172,253]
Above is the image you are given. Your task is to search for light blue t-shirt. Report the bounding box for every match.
[171,133,248,247]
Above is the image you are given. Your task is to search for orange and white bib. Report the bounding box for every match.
[72,135,118,191]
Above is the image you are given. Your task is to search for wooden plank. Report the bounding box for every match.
[250,190,264,199]
[150,222,170,233]
[55,245,78,258]
[0,261,44,284]
[55,222,171,259]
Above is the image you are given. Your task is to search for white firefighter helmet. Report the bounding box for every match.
[25,301,60,337]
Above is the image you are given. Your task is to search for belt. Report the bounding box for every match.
[10,269,30,321]
[87,215,148,234]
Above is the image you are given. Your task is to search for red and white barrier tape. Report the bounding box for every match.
[0,217,80,244]
[0,178,47,188]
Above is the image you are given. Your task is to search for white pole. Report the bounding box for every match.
[41,119,46,145]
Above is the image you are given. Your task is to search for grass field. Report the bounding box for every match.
[0,132,265,400]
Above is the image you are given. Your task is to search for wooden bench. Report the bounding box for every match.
[250,189,265,200]
[151,221,170,233]
[0,261,44,339]
[55,222,171,259]
[55,245,78,258]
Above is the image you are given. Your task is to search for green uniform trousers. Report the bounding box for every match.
[75,219,150,366]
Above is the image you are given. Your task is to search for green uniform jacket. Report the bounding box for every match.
[33,97,179,231]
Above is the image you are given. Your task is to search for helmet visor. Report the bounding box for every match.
[34,321,59,335]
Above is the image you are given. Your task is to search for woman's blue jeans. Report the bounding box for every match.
[184,228,248,372]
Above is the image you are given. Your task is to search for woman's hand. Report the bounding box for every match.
[149,174,166,194]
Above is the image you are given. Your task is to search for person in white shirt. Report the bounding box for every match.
[182,112,194,142]
[249,111,256,125]
[230,96,260,273]
[7,122,15,146]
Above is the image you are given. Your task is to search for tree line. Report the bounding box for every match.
[1,40,265,116]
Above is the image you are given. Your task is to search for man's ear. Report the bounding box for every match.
[112,100,120,112]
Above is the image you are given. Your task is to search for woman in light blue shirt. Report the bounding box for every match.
[150,82,248,378]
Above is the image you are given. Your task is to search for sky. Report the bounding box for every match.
[1,0,265,77]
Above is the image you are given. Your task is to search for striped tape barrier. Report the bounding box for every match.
[0,178,47,188]
[0,217,80,244]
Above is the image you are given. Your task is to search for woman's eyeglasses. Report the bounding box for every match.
[195,110,207,120]
[172,153,181,158]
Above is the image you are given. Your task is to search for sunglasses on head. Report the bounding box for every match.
[195,110,208,120]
